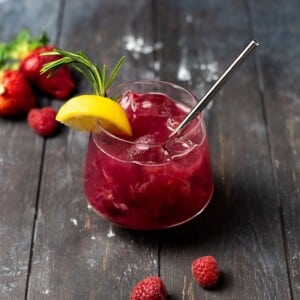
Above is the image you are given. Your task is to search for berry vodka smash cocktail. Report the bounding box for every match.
[84,81,213,229]
[42,52,214,230]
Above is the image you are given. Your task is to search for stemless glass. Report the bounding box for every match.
[83,80,214,230]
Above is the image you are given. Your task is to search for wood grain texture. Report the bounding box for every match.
[0,0,298,299]
[156,0,291,299]
[0,1,62,299]
[26,1,159,299]
[249,0,300,298]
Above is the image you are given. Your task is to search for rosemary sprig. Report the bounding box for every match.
[40,49,125,98]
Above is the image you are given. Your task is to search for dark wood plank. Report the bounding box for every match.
[249,0,300,298]
[0,1,62,299]
[26,1,160,299]
[2,0,296,299]
[156,0,291,299]
[0,1,61,40]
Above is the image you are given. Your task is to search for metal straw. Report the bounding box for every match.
[169,40,260,138]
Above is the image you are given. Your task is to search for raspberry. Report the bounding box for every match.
[27,107,59,137]
[130,276,167,300]
[191,256,220,288]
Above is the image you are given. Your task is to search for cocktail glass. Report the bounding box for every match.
[83,80,214,230]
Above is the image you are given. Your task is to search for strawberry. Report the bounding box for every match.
[0,69,36,116]
[130,276,167,300]
[20,45,75,99]
[27,106,59,137]
[1,29,75,100]
[191,256,220,288]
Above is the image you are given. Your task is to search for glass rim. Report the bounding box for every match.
[107,79,200,102]
[92,79,205,147]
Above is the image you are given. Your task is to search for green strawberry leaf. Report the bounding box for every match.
[0,29,49,71]
[7,29,49,60]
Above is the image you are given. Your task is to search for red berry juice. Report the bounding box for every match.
[83,81,214,230]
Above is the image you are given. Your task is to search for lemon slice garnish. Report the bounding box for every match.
[56,94,132,136]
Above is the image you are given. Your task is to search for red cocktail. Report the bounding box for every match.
[83,81,213,230]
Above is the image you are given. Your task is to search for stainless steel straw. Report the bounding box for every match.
[169,40,259,138]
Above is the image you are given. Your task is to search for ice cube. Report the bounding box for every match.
[166,114,183,131]
[118,90,139,111]
[166,103,189,131]
[127,135,170,163]
[164,134,197,158]
[132,93,172,118]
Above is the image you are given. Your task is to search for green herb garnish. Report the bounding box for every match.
[41,49,125,98]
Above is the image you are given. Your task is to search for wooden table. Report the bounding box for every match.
[1,0,299,299]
